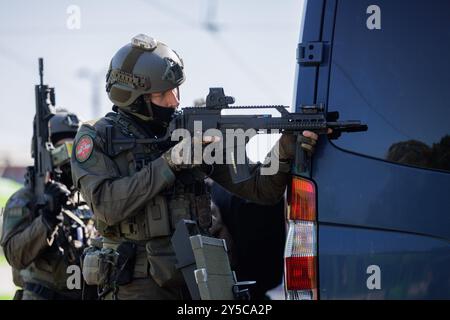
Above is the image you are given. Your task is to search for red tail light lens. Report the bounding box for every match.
[285,176,318,300]
[285,256,317,290]
[289,177,316,221]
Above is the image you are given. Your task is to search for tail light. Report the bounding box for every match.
[284,176,318,300]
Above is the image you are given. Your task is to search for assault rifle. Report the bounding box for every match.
[106,87,368,182]
[29,58,91,260]
[29,57,56,203]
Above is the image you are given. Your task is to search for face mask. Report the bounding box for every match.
[150,102,175,126]
[50,141,73,167]
[124,95,176,129]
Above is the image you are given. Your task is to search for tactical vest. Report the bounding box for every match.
[89,111,213,288]
[1,187,93,295]
[96,111,213,244]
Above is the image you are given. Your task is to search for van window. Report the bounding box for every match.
[328,0,450,172]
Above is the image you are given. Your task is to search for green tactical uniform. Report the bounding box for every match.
[1,186,94,300]
[1,110,96,300]
[70,34,291,300]
[71,110,290,300]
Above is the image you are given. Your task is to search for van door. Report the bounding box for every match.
[293,0,450,299]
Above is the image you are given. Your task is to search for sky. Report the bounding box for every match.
[0,0,305,165]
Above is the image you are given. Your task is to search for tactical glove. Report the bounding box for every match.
[162,135,219,171]
[274,131,319,161]
[41,181,70,230]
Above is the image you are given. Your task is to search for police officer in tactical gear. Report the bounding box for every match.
[1,110,96,300]
[71,34,319,300]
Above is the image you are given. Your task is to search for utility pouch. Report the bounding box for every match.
[146,195,171,238]
[82,247,117,286]
[114,241,137,286]
[82,247,102,286]
[146,237,184,288]
[119,196,170,241]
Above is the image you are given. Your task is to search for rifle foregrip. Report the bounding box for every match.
[265,122,327,131]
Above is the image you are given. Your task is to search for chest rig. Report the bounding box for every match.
[103,111,212,242]
[16,190,95,292]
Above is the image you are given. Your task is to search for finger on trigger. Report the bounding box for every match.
[303,130,318,141]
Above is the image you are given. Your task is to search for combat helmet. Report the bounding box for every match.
[106,34,185,109]
[49,109,80,144]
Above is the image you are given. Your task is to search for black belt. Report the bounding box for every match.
[24,283,79,300]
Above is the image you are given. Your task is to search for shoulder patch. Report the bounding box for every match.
[75,135,94,162]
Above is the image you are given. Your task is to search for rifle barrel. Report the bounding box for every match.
[38,58,43,86]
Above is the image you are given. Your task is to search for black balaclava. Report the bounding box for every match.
[150,102,175,126]
[120,96,175,137]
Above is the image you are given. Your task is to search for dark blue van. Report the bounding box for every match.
[284,0,450,299]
